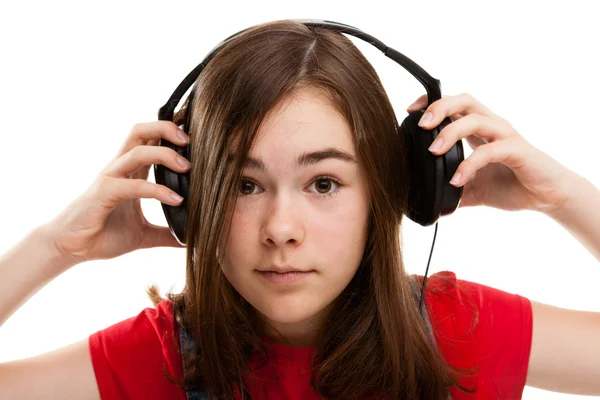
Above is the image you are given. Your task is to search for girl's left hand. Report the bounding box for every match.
[406,93,574,215]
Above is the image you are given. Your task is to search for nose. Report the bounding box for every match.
[260,192,305,248]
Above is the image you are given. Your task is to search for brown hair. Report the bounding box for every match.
[147,19,478,399]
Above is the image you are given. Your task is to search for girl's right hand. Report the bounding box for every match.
[45,121,191,265]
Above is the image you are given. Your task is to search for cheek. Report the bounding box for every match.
[223,211,255,271]
[315,202,369,273]
[224,191,370,268]
[316,199,368,237]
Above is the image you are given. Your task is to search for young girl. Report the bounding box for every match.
[1,19,600,399]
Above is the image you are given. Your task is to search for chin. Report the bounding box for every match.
[254,298,327,326]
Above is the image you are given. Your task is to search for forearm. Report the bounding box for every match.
[546,172,600,263]
[0,224,79,327]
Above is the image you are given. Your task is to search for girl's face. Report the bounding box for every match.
[221,86,370,346]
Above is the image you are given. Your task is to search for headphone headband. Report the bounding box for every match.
[154,18,463,250]
[153,19,464,316]
[158,19,442,122]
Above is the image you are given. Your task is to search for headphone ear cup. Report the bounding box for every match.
[153,125,190,246]
[400,110,464,226]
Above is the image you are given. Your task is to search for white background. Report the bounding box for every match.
[1,1,599,399]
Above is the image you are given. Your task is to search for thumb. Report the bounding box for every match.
[142,223,186,249]
[457,177,482,208]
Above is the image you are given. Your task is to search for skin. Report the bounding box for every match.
[1,91,599,397]
[220,86,371,347]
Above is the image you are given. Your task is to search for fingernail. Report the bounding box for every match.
[170,193,184,203]
[407,99,421,111]
[177,129,190,143]
[450,172,462,186]
[418,112,433,127]
[177,156,191,168]
[428,137,443,153]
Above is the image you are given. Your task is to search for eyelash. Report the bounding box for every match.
[239,176,343,199]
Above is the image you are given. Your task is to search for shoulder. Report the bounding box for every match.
[418,271,533,397]
[89,300,180,367]
[88,300,185,399]
[420,270,532,335]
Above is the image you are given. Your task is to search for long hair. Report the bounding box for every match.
[147,19,478,399]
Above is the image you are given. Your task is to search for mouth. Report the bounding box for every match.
[260,265,313,274]
[257,270,315,284]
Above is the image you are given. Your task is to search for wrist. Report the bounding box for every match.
[543,172,600,262]
[544,171,587,222]
[34,223,82,273]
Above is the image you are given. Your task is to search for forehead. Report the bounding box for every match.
[253,86,355,153]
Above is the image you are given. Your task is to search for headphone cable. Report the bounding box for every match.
[418,221,438,313]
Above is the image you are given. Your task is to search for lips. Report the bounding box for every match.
[258,269,315,284]
[261,265,311,274]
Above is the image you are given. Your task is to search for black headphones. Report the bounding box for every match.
[153,19,464,312]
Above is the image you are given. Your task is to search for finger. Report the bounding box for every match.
[448,138,525,187]
[457,177,483,208]
[429,113,516,155]
[449,113,465,122]
[406,93,451,113]
[406,94,428,112]
[141,223,185,249]
[104,145,191,179]
[418,93,501,130]
[131,139,160,180]
[92,176,185,209]
[116,121,190,158]
[133,163,152,181]
[465,135,487,150]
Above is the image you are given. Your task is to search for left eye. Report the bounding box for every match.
[239,177,342,197]
[309,178,339,195]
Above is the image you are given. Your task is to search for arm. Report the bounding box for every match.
[0,121,189,399]
[0,225,100,399]
[526,173,600,393]
[545,172,600,262]
[0,224,78,327]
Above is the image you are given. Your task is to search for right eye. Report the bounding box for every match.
[239,178,260,196]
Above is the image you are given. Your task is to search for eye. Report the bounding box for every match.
[308,176,342,198]
[238,176,343,198]
[240,179,259,196]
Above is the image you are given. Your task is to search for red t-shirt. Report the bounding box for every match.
[88,271,533,399]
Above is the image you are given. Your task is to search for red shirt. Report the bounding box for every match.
[88,271,533,399]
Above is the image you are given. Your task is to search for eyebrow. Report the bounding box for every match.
[231,148,357,172]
